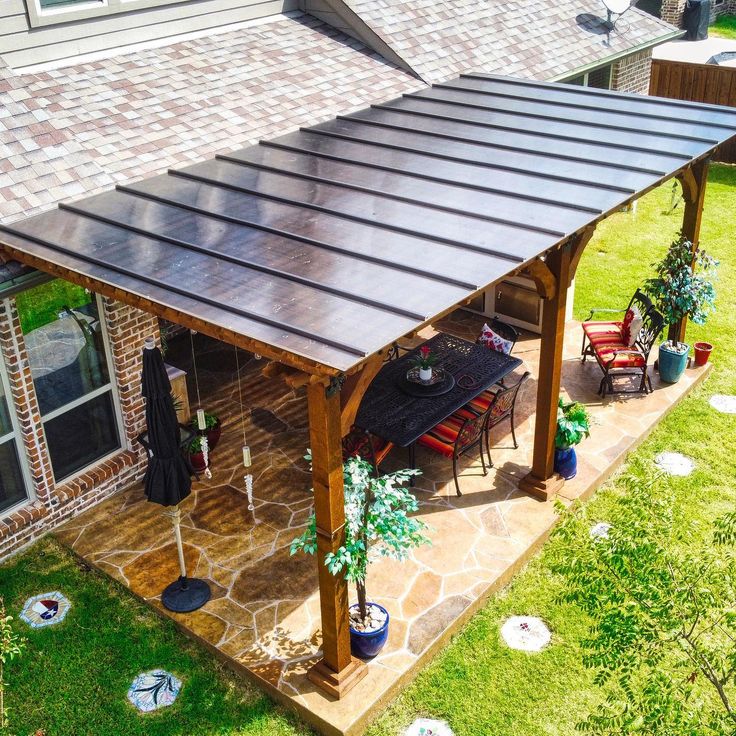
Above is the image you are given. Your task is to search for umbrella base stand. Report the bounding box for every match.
[161,576,211,613]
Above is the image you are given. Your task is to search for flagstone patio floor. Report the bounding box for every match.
[54,310,710,736]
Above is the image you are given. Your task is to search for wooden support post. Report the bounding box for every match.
[306,380,367,699]
[671,160,710,344]
[519,242,573,502]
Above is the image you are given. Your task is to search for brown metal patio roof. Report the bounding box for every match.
[1,73,736,375]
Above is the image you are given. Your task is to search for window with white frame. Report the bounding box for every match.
[15,280,123,482]
[0,359,33,515]
[565,64,613,90]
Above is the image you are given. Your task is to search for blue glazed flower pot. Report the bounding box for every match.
[659,342,690,384]
[349,603,390,659]
[554,446,577,480]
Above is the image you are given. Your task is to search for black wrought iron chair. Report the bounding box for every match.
[342,426,394,476]
[581,288,654,362]
[594,308,665,397]
[470,372,530,467]
[416,407,490,497]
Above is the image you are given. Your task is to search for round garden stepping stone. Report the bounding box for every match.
[589,522,612,540]
[710,395,736,414]
[655,452,695,477]
[500,615,551,652]
[404,718,455,736]
[127,670,182,713]
[20,592,71,628]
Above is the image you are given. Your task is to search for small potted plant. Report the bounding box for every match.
[291,455,429,658]
[187,435,208,473]
[645,234,718,384]
[554,398,591,480]
[189,411,222,451]
[411,345,438,382]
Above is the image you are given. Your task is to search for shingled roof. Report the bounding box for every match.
[329,0,681,83]
[0,13,420,223]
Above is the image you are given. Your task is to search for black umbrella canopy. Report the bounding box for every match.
[141,338,192,506]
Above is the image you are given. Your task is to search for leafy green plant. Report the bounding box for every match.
[0,596,25,730]
[189,412,219,430]
[290,455,430,624]
[645,233,719,344]
[550,468,736,735]
[187,435,206,454]
[555,398,591,450]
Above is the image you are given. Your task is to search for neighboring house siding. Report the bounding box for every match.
[0,0,298,69]
[611,49,653,95]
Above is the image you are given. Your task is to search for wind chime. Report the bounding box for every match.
[234,345,256,516]
[189,330,212,480]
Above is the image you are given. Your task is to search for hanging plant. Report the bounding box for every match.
[644,233,718,346]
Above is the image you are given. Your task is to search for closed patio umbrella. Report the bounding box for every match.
[141,336,210,613]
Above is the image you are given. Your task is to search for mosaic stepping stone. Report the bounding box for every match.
[127,670,181,713]
[404,718,455,736]
[590,522,612,540]
[501,615,551,652]
[710,395,736,414]
[20,592,71,628]
[655,452,695,477]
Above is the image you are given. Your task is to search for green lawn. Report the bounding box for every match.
[710,14,736,40]
[0,539,306,736]
[2,167,735,736]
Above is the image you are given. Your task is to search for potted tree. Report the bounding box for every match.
[189,411,222,451]
[554,398,591,480]
[645,234,718,384]
[291,455,430,658]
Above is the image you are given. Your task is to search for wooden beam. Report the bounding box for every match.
[0,242,339,379]
[340,353,383,436]
[261,361,314,389]
[306,380,367,698]
[520,258,556,299]
[568,226,596,287]
[671,159,709,344]
[519,241,573,501]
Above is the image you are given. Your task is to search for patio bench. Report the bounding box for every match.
[581,289,665,397]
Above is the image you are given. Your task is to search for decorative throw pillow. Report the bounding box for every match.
[477,323,513,354]
[621,306,644,347]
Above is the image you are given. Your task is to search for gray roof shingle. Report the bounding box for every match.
[340,0,679,83]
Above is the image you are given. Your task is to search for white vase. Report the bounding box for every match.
[419,366,432,382]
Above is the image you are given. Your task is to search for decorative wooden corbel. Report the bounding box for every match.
[339,353,384,436]
[568,226,596,287]
[520,258,557,300]
[677,167,698,205]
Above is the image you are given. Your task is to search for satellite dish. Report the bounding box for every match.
[601,0,631,29]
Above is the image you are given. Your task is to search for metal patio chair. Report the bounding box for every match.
[342,426,394,476]
[416,406,491,497]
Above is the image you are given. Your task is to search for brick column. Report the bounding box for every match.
[102,299,160,450]
[611,49,653,95]
[0,299,55,506]
[661,0,686,26]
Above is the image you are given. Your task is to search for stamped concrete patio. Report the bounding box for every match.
[54,310,710,736]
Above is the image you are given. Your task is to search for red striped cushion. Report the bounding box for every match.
[467,389,496,415]
[582,321,623,344]
[595,345,646,368]
[417,410,476,458]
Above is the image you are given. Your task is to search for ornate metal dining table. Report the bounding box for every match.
[355,332,522,465]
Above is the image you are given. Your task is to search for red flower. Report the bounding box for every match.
[420,345,431,358]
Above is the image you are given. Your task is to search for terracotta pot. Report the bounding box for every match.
[694,341,713,367]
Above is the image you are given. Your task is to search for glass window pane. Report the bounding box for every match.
[17,280,111,416]
[39,0,99,7]
[0,440,28,514]
[44,391,120,481]
[566,75,585,86]
[587,66,612,90]
[0,370,13,438]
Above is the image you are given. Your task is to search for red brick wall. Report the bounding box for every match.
[0,297,158,560]
[611,49,653,95]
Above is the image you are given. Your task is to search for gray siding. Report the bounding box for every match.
[1,0,297,68]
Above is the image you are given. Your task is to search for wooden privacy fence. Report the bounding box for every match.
[650,58,736,163]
